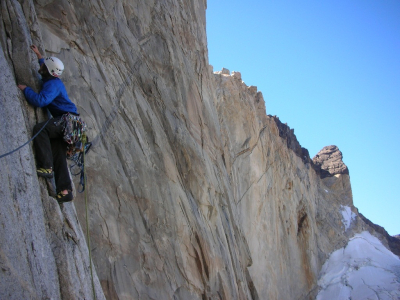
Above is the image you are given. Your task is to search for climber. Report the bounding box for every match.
[17,45,79,203]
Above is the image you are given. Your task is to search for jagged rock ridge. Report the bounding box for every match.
[1,1,398,299]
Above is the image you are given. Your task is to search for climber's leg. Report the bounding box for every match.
[51,138,72,194]
[33,117,63,178]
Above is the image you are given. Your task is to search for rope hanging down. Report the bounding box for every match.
[0,119,95,298]
[82,133,96,300]
[69,141,92,193]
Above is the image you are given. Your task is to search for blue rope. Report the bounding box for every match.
[0,118,51,159]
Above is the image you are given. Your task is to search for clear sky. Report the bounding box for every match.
[206,0,400,236]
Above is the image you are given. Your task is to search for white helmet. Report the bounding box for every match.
[44,57,64,77]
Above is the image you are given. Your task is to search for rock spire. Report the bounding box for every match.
[313,145,349,178]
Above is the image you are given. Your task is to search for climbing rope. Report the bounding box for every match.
[82,133,96,300]
[2,63,137,160]
[0,118,51,159]
[2,67,138,300]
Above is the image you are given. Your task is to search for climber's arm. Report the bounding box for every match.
[30,45,43,60]
[23,81,59,108]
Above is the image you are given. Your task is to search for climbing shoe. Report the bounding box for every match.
[56,191,73,203]
[37,168,53,178]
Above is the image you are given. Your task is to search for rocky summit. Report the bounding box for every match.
[0,1,398,299]
[312,145,349,178]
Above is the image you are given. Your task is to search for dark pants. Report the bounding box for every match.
[33,117,72,193]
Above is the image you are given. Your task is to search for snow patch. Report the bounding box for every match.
[317,231,400,300]
[340,205,356,231]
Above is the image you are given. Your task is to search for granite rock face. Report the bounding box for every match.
[0,1,105,299]
[0,0,398,299]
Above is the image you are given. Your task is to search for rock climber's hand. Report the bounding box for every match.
[17,84,27,91]
[30,45,42,59]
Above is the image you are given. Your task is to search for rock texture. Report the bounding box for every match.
[0,0,398,299]
[0,1,105,299]
[312,145,349,178]
[212,70,398,299]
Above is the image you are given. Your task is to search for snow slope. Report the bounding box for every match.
[317,231,400,300]
[341,205,357,231]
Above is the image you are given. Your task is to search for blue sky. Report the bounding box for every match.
[206,0,400,236]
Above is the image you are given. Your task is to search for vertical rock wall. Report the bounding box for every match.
[213,71,398,299]
[0,1,105,299]
[0,0,396,299]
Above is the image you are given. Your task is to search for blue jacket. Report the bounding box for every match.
[24,58,78,117]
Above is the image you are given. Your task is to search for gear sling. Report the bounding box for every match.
[56,113,91,193]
